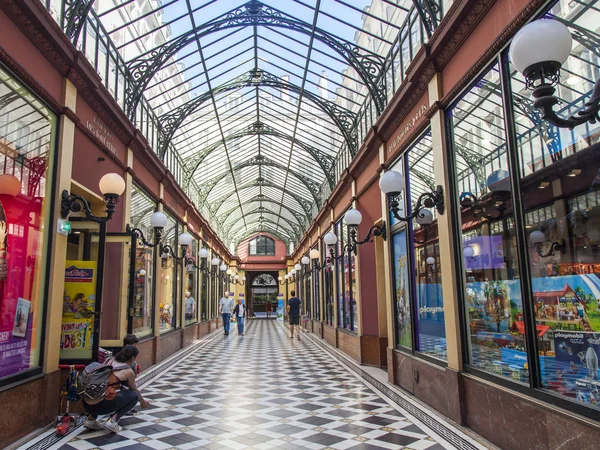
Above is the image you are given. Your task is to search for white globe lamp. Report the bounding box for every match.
[379,170,405,195]
[345,209,362,226]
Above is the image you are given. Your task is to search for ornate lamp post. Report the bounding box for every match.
[379,170,444,221]
[61,173,126,223]
[128,211,168,247]
[344,209,386,254]
[509,19,600,129]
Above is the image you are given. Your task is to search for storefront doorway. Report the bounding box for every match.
[61,221,136,362]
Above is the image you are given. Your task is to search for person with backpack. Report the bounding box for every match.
[80,346,149,433]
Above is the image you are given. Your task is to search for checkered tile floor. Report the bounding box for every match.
[58,321,464,450]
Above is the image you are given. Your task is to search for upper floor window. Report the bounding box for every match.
[249,235,275,256]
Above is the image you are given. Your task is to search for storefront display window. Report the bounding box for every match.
[392,228,411,349]
[312,246,320,321]
[0,66,56,380]
[323,241,334,327]
[130,186,156,338]
[159,213,178,333]
[335,216,358,332]
[185,238,197,325]
[200,245,208,321]
[510,0,600,409]
[449,62,527,383]
[406,131,447,360]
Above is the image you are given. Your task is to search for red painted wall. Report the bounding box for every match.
[237,232,287,262]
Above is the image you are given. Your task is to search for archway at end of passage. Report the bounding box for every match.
[248,272,280,318]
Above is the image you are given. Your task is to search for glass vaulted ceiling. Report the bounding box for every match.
[44,0,447,248]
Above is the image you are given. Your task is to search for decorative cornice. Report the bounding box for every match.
[0,46,62,112]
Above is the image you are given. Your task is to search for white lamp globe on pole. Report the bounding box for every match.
[415,209,433,226]
[345,209,362,227]
[324,232,338,246]
[301,256,310,265]
[509,19,572,81]
[379,170,405,195]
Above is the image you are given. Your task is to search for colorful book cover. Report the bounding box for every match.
[12,297,31,338]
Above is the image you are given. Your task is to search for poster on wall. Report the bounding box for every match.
[553,331,600,406]
[60,261,97,360]
[277,294,284,321]
[531,274,600,332]
[0,296,33,379]
[393,230,411,348]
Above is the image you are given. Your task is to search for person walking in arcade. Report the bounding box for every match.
[219,292,234,336]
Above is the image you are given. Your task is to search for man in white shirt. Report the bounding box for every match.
[232,298,246,336]
[219,292,234,336]
[184,291,195,321]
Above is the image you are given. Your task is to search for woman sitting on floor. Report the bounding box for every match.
[83,345,150,433]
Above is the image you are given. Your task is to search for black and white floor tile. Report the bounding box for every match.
[52,321,485,450]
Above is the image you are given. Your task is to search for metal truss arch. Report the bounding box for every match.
[219,196,308,230]
[228,216,300,243]
[227,209,301,238]
[125,1,386,118]
[158,71,357,158]
[198,154,322,208]
[232,226,292,249]
[210,179,313,218]
[187,121,335,190]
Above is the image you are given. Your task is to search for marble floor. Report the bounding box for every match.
[52,321,485,450]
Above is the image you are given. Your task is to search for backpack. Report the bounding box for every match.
[76,362,128,401]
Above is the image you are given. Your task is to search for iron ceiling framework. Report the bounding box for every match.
[59,0,443,247]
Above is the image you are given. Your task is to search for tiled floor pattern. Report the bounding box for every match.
[58,321,464,450]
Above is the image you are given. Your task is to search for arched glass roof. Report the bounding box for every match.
[45,0,447,247]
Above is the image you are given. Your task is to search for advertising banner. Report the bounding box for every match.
[277,294,284,321]
[0,297,33,379]
[60,261,97,360]
[553,331,600,405]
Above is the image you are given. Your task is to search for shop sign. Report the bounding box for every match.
[86,115,118,157]
[388,103,428,154]
[60,261,97,360]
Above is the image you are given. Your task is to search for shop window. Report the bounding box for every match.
[0,66,56,381]
[130,185,156,338]
[335,216,358,332]
[406,130,447,360]
[312,246,320,321]
[510,0,600,409]
[159,213,179,333]
[448,62,527,382]
[184,238,198,326]
[200,247,208,321]
[323,241,335,327]
[249,235,275,256]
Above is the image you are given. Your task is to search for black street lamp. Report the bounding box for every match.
[379,170,444,222]
[344,209,386,254]
[160,232,192,262]
[127,211,168,247]
[61,173,126,223]
[529,230,566,257]
[510,19,600,129]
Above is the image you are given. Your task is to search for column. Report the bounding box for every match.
[429,73,463,371]
[44,79,77,373]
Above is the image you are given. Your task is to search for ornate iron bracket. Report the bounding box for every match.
[412,0,441,38]
[530,79,600,129]
[64,0,95,45]
[346,222,387,255]
[127,225,162,248]
[61,190,118,223]
[389,186,444,223]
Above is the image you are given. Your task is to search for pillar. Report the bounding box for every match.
[428,73,463,371]
[44,79,77,372]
